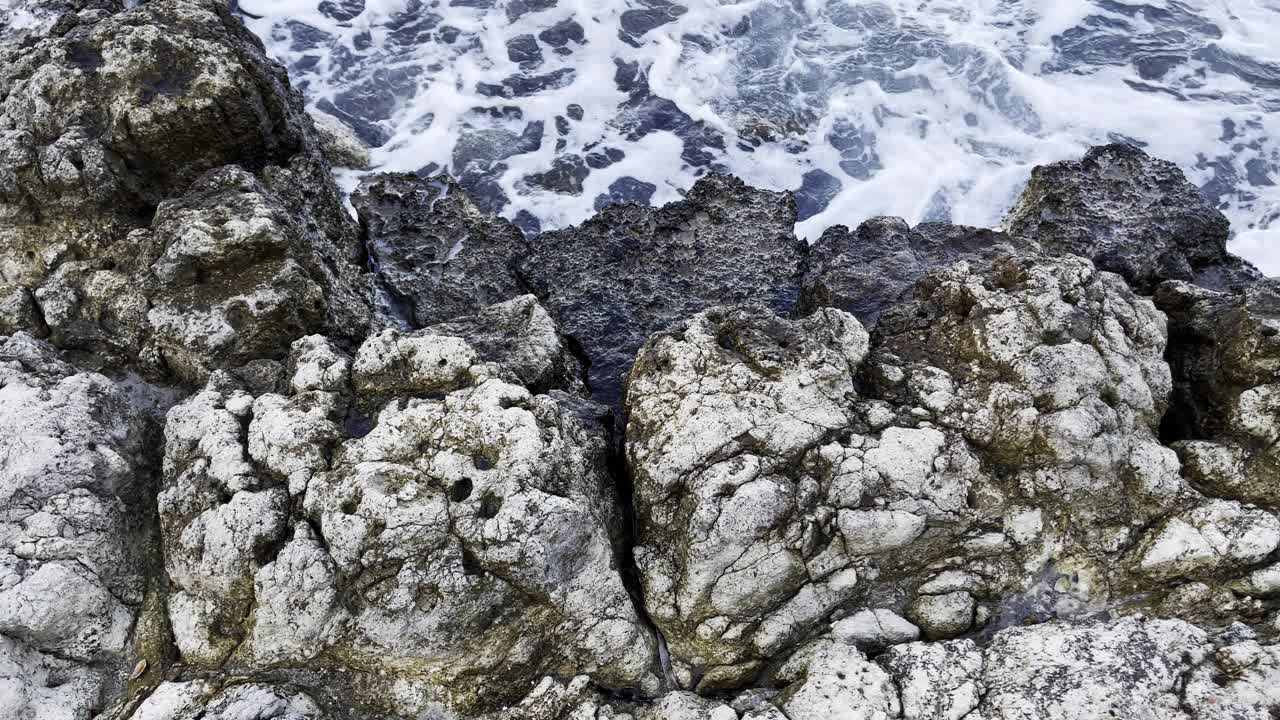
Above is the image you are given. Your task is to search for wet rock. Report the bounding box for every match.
[793,169,841,222]
[1157,279,1280,508]
[352,173,529,330]
[799,216,1025,327]
[521,174,805,404]
[539,19,585,49]
[620,0,689,45]
[1006,143,1261,292]
[593,176,657,211]
[522,154,591,196]
[308,110,372,169]
[506,33,543,69]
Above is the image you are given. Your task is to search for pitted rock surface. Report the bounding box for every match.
[800,216,1028,326]
[0,0,370,378]
[351,173,530,330]
[0,332,162,719]
[1006,143,1262,292]
[519,174,806,405]
[2,6,1279,715]
[155,322,657,715]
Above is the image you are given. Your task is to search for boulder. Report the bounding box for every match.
[1006,143,1261,292]
[1157,279,1280,508]
[0,0,370,378]
[155,310,658,715]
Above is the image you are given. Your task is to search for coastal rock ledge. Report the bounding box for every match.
[1,2,1279,719]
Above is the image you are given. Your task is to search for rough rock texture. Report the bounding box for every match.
[0,0,370,379]
[800,217,1028,326]
[308,110,371,170]
[625,253,1280,692]
[155,321,657,715]
[351,173,530,330]
[0,332,162,719]
[3,7,1278,714]
[1157,279,1280,508]
[1006,143,1262,292]
[422,294,588,396]
[482,617,1280,720]
[519,174,807,404]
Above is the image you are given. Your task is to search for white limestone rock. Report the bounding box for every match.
[830,609,920,650]
[980,617,1206,719]
[777,643,900,720]
[0,333,155,716]
[1134,500,1280,580]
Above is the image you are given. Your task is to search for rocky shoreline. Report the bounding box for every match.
[2,2,1279,719]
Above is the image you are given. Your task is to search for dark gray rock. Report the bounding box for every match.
[799,217,1025,327]
[519,174,806,404]
[1006,143,1262,292]
[351,173,530,329]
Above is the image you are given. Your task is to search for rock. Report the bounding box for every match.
[1006,143,1261,292]
[287,335,352,395]
[124,681,331,720]
[776,644,900,720]
[906,591,976,640]
[421,294,587,395]
[879,640,983,720]
[626,305,873,681]
[829,609,920,650]
[0,0,308,269]
[520,174,806,404]
[0,333,159,717]
[0,0,370,378]
[1157,279,1280,508]
[145,165,368,382]
[1183,640,1280,719]
[872,255,1188,582]
[980,617,1206,718]
[351,173,529,330]
[155,325,657,714]
[308,110,371,169]
[350,329,478,396]
[1133,499,1280,580]
[800,217,1026,327]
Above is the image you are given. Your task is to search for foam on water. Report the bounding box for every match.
[202,2,1280,272]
